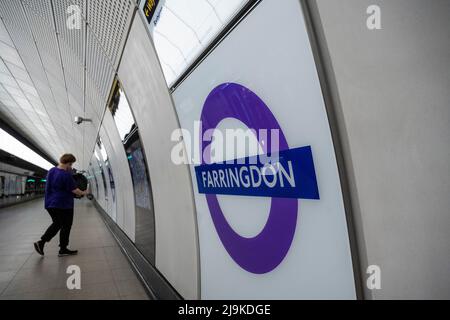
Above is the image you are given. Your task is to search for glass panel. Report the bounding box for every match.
[98,137,116,204]
[88,165,99,199]
[94,149,108,200]
[125,133,155,262]
[140,0,249,86]
[93,171,99,199]
[109,85,136,143]
[0,172,45,206]
[108,80,155,264]
[98,138,108,162]
[106,160,116,203]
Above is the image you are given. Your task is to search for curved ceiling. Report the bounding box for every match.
[0,0,136,170]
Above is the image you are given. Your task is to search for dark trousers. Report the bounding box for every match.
[41,208,74,249]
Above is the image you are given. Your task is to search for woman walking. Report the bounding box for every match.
[34,154,88,256]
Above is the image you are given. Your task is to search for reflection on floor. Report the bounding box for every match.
[0,198,150,300]
[0,194,44,210]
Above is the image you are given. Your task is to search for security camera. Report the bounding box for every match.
[74,116,92,125]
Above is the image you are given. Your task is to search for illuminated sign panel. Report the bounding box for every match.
[142,0,160,24]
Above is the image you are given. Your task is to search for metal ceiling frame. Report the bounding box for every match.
[0,0,137,170]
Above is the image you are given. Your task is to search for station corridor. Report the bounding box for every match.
[0,0,449,302]
[0,199,149,300]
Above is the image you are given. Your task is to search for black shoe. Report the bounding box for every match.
[58,248,78,257]
[34,240,45,256]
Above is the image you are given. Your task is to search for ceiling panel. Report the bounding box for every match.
[87,0,135,69]
[0,0,68,159]
[0,0,137,169]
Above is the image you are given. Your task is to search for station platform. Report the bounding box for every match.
[0,199,150,300]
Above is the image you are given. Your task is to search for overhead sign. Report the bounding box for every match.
[141,0,163,27]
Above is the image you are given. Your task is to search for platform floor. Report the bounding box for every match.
[0,199,150,300]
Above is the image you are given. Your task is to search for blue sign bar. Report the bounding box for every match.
[195,146,320,200]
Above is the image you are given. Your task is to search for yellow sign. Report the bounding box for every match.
[143,0,159,23]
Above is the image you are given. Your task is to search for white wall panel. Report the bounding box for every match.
[96,132,114,220]
[92,145,106,210]
[99,126,118,222]
[101,109,136,241]
[314,0,450,299]
[118,14,199,299]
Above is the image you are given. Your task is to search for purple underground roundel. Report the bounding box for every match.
[200,83,299,274]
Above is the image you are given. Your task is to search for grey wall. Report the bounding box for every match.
[117,13,200,300]
[312,0,450,299]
